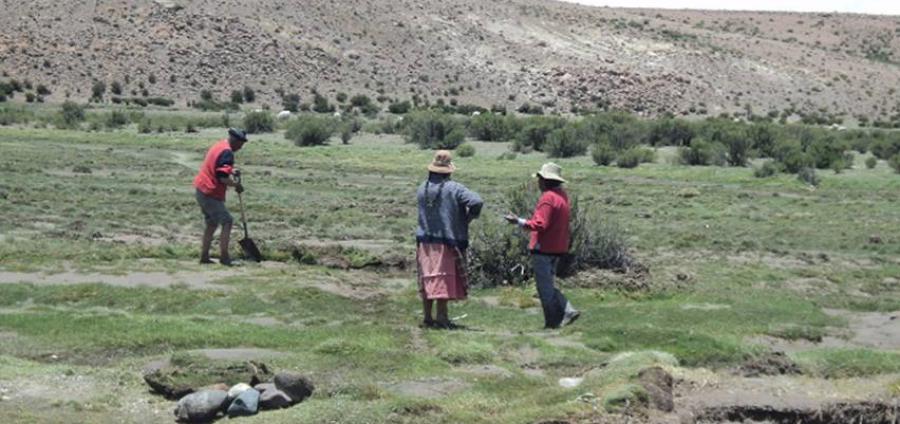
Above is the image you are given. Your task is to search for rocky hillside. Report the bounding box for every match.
[1,0,899,122]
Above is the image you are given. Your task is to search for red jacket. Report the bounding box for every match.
[193,140,235,201]
[524,188,570,254]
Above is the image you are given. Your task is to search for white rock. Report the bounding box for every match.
[227,383,253,399]
[558,377,583,388]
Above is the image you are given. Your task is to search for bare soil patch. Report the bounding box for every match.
[382,378,470,399]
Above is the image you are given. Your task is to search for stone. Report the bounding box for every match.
[254,382,275,395]
[227,383,252,400]
[637,367,673,412]
[258,388,293,410]
[273,372,314,404]
[173,390,228,423]
[226,388,259,417]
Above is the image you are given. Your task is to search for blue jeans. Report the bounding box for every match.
[533,254,570,328]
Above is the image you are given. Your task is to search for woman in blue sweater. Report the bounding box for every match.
[415,150,483,329]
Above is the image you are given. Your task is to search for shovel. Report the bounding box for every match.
[235,174,263,262]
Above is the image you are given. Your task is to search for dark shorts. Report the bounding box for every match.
[195,189,233,226]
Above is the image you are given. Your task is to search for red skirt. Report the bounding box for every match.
[416,243,468,300]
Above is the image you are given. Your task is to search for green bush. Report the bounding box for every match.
[797,167,820,186]
[35,84,51,96]
[103,110,130,129]
[616,147,653,168]
[721,128,750,166]
[243,110,274,134]
[285,115,336,146]
[388,101,411,114]
[678,139,726,166]
[403,110,465,150]
[242,86,256,103]
[773,138,812,173]
[747,123,778,157]
[591,142,616,166]
[456,143,476,157]
[230,90,244,104]
[58,101,85,129]
[753,160,780,178]
[312,93,335,113]
[646,118,694,146]
[281,93,301,113]
[890,155,900,174]
[545,125,588,158]
[807,135,848,169]
[468,113,519,142]
[865,156,877,169]
[512,116,565,152]
[340,125,353,145]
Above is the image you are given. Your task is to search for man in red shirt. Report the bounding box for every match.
[506,163,580,328]
[193,128,247,265]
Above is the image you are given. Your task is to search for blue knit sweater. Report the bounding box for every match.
[415,174,483,249]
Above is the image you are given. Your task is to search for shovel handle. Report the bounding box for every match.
[236,181,250,240]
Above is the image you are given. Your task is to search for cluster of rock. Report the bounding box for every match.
[173,372,314,423]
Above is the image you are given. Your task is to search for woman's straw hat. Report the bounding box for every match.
[427,150,456,174]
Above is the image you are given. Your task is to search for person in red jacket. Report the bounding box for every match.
[505,163,580,329]
[193,128,248,265]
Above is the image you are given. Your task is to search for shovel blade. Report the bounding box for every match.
[239,238,263,262]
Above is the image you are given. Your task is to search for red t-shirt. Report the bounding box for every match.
[524,188,570,254]
[193,140,234,201]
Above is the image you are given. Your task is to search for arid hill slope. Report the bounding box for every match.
[1,0,899,121]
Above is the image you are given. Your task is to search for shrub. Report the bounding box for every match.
[243,110,274,134]
[466,183,635,287]
[340,125,353,144]
[242,86,255,103]
[512,116,565,152]
[797,167,820,186]
[865,156,877,169]
[592,142,616,166]
[388,101,411,114]
[678,139,726,166]
[545,125,588,158]
[468,112,518,141]
[281,93,301,113]
[146,97,174,107]
[807,135,848,169]
[104,110,130,129]
[25,93,35,103]
[91,81,106,101]
[773,138,812,173]
[456,143,476,157]
[230,90,244,104]
[58,101,85,129]
[110,81,122,96]
[722,128,750,166]
[753,160,780,178]
[285,115,336,146]
[616,147,653,168]
[517,102,544,115]
[312,93,335,113]
[646,118,694,146]
[403,110,465,150]
[350,94,371,108]
[890,155,900,174]
[35,84,51,96]
[747,123,778,157]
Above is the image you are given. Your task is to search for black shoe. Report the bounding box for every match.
[561,310,581,327]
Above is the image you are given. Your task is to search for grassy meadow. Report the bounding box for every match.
[0,112,899,423]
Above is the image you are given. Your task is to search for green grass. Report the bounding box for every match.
[0,121,898,422]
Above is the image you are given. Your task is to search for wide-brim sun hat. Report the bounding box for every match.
[228,127,248,142]
[533,162,566,183]
[427,150,456,174]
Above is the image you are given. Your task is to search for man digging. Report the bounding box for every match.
[505,163,580,329]
[193,128,248,266]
